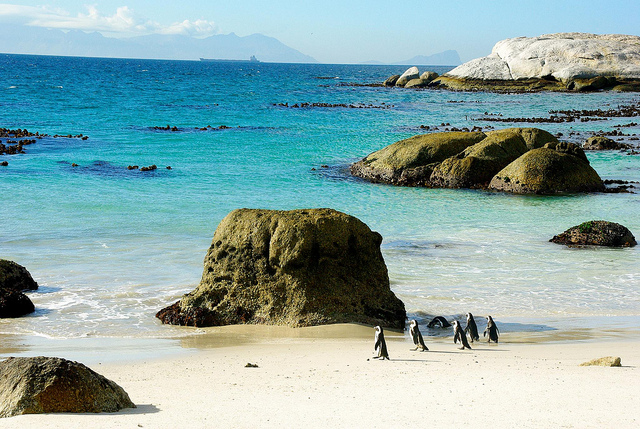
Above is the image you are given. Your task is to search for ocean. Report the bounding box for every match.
[1,54,639,361]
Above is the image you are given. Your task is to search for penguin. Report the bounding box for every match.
[427,316,452,328]
[409,319,429,351]
[373,326,390,360]
[464,312,480,343]
[452,320,472,350]
[484,315,499,343]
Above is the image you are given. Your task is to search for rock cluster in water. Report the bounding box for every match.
[0,356,135,418]
[550,221,637,247]
[430,33,640,92]
[351,127,605,194]
[384,66,440,88]
[0,259,38,318]
[156,208,406,329]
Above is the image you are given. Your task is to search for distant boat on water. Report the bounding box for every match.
[200,55,260,63]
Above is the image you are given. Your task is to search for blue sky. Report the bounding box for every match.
[1,1,639,63]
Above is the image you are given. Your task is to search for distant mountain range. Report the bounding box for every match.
[0,25,317,63]
[364,50,462,66]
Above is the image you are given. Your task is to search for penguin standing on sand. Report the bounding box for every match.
[452,320,472,350]
[373,326,390,360]
[484,315,500,343]
[427,316,452,328]
[409,320,429,351]
[464,312,480,343]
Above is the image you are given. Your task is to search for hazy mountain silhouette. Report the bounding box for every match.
[362,50,461,66]
[0,25,317,63]
[396,50,461,66]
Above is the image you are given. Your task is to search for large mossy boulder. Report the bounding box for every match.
[0,356,135,418]
[486,127,558,151]
[350,131,486,186]
[0,260,37,318]
[156,208,406,329]
[430,128,531,188]
[0,260,38,292]
[489,143,604,194]
[550,221,636,247]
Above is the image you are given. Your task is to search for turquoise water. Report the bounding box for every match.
[1,54,639,355]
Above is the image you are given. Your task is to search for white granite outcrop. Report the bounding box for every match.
[446,33,640,82]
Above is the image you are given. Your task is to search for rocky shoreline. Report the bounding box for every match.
[383,33,640,93]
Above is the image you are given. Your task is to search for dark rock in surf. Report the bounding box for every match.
[0,260,39,292]
[583,136,630,150]
[156,208,406,329]
[550,220,636,247]
[0,288,35,318]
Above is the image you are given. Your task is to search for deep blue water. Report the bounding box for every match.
[1,54,639,355]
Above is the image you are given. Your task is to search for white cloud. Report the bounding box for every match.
[0,3,218,37]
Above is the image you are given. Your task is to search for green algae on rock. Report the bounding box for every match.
[350,131,486,186]
[550,221,636,247]
[489,144,604,194]
[156,208,406,329]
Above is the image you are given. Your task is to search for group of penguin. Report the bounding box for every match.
[373,313,499,360]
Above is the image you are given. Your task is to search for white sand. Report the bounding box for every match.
[2,324,639,429]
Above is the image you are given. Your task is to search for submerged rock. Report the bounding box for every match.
[156,208,406,329]
[550,221,636,247]
[0,356,135,418]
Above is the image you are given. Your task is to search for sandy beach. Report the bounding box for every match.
[1,324,638,429]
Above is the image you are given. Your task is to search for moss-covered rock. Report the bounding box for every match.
[550,220,636,247]
[156,208,406,329]
[430,129,529,188]
[350,131,486,186]
[420,71,439,83]
[486,127,559,151]
[0,357,135,418]
[580,356,622,367]
[489,146,604,194]
[405,78,428,88]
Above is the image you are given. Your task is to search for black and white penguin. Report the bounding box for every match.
[409,320,429,351]
[484,315,499,343]
[464,312,480,343]
[427,316,452,328]
[452,320,472,350]
[373,326,390,360]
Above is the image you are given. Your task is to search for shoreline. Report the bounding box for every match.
[2,316,640,365]
[1,324,638,428]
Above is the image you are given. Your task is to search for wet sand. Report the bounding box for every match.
[1,324,639,428]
